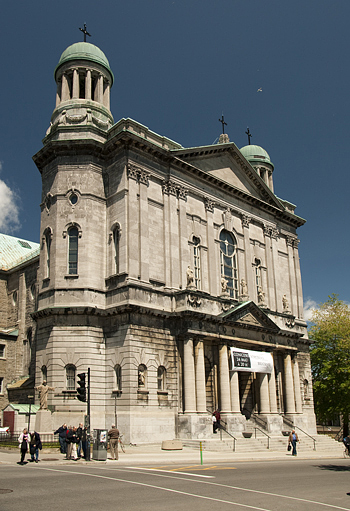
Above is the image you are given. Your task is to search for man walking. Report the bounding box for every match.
[108,424,120,460]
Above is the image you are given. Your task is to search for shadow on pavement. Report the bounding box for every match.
[316,464,350,472]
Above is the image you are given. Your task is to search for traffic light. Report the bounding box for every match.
[77,372,86,402]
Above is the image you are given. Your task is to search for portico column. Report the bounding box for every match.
[284,352,296,414]
[230,371,241,413]
[268,353,278,413]
[258,373,270,414]
[97,74,103,103]
[292,356,303,413]
[183,338,197,413]
[219,343,231,413]
[194,340,207,413]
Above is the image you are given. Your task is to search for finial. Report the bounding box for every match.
[245,127,252,145]
[79,23,91,42]
[219,114,227,134]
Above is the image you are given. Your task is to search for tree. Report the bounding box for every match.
[309,294,350,434]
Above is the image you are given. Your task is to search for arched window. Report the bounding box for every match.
[68,227,79,274]
[114,364,122,391]
[113,226,120,274]
[66,364,76,390]
[138,364,147,389]
[193,236,201,289]
[219,230,238,298]
[157,366,166,391]
[254,258,261,298]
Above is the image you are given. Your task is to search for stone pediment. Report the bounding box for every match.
[219,301,279,333]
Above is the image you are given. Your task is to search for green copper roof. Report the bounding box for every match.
[240,144,274,169]
[0,233,40,271]
[54,42,114,84]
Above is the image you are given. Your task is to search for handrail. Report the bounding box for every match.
[283,417,317,451]
[218,424,237,452]
[254,426,270,449]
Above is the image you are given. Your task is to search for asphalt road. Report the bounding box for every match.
[1,458,350,511]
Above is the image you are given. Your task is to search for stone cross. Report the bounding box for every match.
[219,115,227,134]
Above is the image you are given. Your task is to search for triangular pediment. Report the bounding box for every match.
[219,301,280,333]
[172,144,283,210]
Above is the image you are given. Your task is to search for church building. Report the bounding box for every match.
[5,40,317,442]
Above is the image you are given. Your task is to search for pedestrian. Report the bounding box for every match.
[54,423,68,454]
[212,413,217,433]
[76,423,83,458]
[18,428,31,464]
[80,425,88,459]
[288,429,299,456]
[65,426,73,459]
[30,431,42,463]
[108,424,120,460]
[70,426,79,460]
[213,409,221,432]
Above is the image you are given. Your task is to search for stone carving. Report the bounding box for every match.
[241,214,251,229]
[188,294,201,307]
[241,278,248,296]
[186,266,195,288]
[204,197,215,213]
[35,380,55,410]
[127,164,150,185]
[221,277,228,293]
[138,369,145,387]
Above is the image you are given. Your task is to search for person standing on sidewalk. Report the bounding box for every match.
[288,429,299,456]
[18,428,31,464]
[54,423,68,455]
[30,431,42,463]
[108,424,120,460]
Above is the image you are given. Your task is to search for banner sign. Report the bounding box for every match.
[230,348,273,374]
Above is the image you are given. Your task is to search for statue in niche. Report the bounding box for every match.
[282,294,290,312]
[35,380,55,410]
[240,278,248,297]
[186,266,195,288]
[221,277,228,294]
[258,286,266,305]
[138,369,145,387]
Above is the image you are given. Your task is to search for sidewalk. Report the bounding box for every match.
[0,444,345,467]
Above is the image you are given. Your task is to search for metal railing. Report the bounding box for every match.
[254,426,270,449]
[283,417,317,451]
[0,432,59,447]
[218,423,237,452]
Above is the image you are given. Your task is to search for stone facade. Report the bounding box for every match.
[1,41,317,441]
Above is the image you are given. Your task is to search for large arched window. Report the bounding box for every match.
[43,228,53,279]
[219,230,238,299]
[114,364,122,391]
[157,366,166,391]
[66,364,76,390]
[113,225,120,274]
[68,227,79,274]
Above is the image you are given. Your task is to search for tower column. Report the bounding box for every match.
[194,340,207,413]
[61,73,70,101]
[219,343,231,413]
[85,69,92,100]
[72,68,79,99]
[183,338,197,413]
[97,74,104,103]
[103,81,110,109]
[284,352,296,414]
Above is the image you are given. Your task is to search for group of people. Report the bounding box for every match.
[54,423,88,460]
[18,428,42,465]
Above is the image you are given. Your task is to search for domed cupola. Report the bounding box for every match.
[46,42,114,141]
[240,144,275,192]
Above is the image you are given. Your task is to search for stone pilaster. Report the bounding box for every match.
[293,356,303,413]
[219,343,231,413]
[194,340,207,413]
[183,338,196,413]
[284,352,296,414]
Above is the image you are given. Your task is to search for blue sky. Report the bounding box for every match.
[1,0,349,315]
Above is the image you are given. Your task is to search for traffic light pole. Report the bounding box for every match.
[86,367,91,461]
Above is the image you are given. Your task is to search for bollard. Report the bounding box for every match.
[200,441,203,465]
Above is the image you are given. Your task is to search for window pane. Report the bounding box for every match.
[68,227,78,274]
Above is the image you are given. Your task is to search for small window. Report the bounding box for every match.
[12,291,18,306]
[0,345,5,358]
[41,365,47,382]
[219,230,238,299]
[113,226,120,274]
[45,230,52,279]
[66,364,76,390]
[68,227,79,274]
[138,364,147,388]
[69,193,78,205]
[0,377,3,394]
[114,365,122,391]
[157,366,166,391]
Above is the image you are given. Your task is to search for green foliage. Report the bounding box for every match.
[309,294,350,423]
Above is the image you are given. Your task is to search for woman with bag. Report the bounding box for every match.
[18,428,31,464]
[288,429,299,456]
[30,431,42,463]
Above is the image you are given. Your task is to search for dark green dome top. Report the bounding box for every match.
[54,42,114,84]
[240,144,274,169]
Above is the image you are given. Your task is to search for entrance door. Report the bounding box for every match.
[239,372,256,418]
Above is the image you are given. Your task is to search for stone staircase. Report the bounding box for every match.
[181,432,344,455]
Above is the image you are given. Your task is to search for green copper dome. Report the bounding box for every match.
[54,42,114,84]
[240,144,274,169]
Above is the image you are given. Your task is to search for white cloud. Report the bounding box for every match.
[0,162,21,233]
[303,298,317,322]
